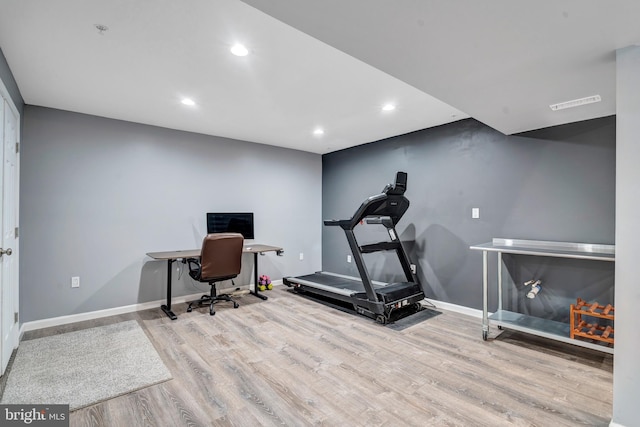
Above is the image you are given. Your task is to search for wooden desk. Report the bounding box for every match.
[147,244,283,319]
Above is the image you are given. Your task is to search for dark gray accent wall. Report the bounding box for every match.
[322,117,615,313]
[21,106,322,323]
[0,47,24,115]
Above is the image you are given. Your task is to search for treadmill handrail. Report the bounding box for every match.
[360,241,402,253]
[323,219,351,227]
[323,191,409,231]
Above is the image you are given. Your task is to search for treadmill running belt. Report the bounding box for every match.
[293,272,386,292]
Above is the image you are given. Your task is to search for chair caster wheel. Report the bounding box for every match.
[209,307,216,316]
[233,303,239,309]
[187,307,193,312]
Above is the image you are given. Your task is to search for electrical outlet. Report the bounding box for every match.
[299,252,304,261]
[71,276,80,288]
[410,264,416,274]
[472,207,480,219]
[347,255,352,263]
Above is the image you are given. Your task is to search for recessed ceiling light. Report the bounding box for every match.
[230,44,249,57]
[181,98,196,106]
[313,128,325,136]
[550,95,601,111]
[382,103,396,111]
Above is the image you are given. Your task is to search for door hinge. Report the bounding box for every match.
[14,227,18,238]
[14,312,18,323]
[15,142,19,153]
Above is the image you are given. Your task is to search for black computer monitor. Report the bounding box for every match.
[206,212,254,239]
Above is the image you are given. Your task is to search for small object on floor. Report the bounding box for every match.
[259,274,273,291]
[230,289,250,297]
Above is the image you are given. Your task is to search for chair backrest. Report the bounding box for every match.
[199,233,244,282]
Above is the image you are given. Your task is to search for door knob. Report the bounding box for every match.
[0,248,12,257]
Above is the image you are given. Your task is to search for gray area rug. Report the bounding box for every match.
[1,320,172,410]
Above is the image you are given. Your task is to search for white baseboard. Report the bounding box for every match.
[609,422,626,427]
[425,298,484,318]
[21,279,284,333]
[20,292,198,332]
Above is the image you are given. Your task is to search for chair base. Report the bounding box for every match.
[187,294,239,316]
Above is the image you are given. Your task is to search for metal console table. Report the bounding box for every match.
[470,238,615,354]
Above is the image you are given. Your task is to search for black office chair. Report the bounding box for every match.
[186,233,243,316]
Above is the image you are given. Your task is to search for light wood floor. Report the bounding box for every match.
[18,287,613,426]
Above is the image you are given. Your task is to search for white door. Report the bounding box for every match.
[0,82,19,376]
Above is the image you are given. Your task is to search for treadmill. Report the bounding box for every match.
[284,171,426,324]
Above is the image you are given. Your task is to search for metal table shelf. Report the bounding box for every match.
[489,309,614,354]
[470,238,615,353]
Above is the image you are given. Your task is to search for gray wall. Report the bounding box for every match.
[322,117,615,313]
[20,106,322,323]
[0,47,24,116]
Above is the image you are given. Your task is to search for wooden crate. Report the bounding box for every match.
[570,298,614,347]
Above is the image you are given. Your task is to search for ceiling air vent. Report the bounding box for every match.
[550,95,601,111]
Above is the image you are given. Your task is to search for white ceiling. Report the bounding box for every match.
[242,0,640,136]
[1,1,638,155]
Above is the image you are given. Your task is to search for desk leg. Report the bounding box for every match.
[250,252,268,300]
[161,259,178,320]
